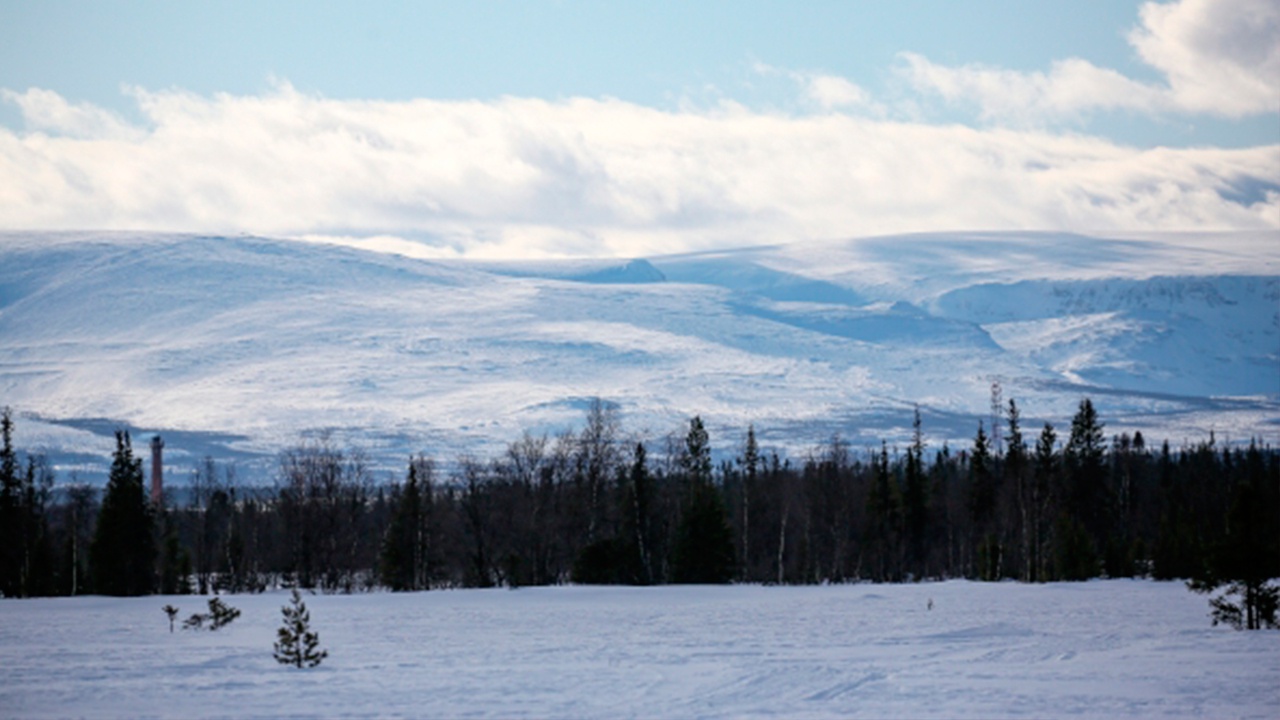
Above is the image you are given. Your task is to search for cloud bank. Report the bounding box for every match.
[0,0,1275,258]
[901,0,1279,123]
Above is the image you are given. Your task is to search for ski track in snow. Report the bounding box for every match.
[0,581,1275,719]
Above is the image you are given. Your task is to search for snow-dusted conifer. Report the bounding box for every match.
[183,597,240,630]
[207,597,240,629]
[274,589,327,668]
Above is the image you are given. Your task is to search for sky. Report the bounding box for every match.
[1,0,1277,258]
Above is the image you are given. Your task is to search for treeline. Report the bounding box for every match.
[1,399,1277,600]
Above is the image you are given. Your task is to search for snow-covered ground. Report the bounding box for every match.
[0,230,1276,482]
[1,581,1274,719]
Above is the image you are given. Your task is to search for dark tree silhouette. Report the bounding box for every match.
[1189,442,1280,630]
[865,441,901,582]
[672,417,734,584]
[90,431,156,596]
[0,407,20,597]
[0,397,1274,605]
[381,457,436,591]
[1060,399,1106,578]
[903,407,929,578]
[969,422,1000,580]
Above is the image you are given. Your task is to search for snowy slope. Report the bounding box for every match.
[0,230,1276,482]
[0,581,1275,719]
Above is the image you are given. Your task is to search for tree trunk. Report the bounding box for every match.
[776,510,788,585]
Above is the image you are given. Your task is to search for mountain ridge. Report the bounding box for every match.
[1,230,1275,483]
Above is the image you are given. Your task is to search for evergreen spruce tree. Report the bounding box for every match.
[671,482,736,584]
[738,426,759,581]
[1054,514,1097,581]
[159,510,192,595]
[10,454,57,597]
[1189,441,1280,630]
[969,422,1001,580]
[0,407,21,597]
[274,589,328,668]
[207,597,241,629]
[671,417,735,584]
[902,407,929,577]
[29,460,58,597]
[182,597,241,631]
[1006,399,1032,581]
[1153,440,1199,579]
[623,442,654,585]
[1061,399,1106,578]
[683,416,712,486]
[866,441,901,582]
[1033,423,1058,581]
[90,431,157,596]
[1055,412,1103,582]
[380,459,430,591]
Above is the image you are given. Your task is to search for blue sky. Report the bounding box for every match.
[2,0,1269,146]
[1,0,1276,257]
[3,3,1146,100]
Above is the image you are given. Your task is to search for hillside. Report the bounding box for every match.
[0,230,1275,482]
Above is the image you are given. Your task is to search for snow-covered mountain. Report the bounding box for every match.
[1,230,1276,483]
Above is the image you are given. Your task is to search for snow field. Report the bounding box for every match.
[1,230,1277,481]
[1,580,1276,718]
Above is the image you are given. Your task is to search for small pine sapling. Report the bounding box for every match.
[207,597,241,630]
[162,605,179,633]
[1189,576,1279,630]
[182,597,241,631]
[274,589,328,668]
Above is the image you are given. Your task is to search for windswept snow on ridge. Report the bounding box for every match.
[0,230,1276,483]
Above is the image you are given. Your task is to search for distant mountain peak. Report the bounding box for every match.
[572,258,666,284]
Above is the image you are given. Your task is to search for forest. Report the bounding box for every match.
[1,399,1277,626]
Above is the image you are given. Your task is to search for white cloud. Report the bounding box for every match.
[897,53,1168,124]
[1,88,143,140]
[752,62,879,112]
[0,84,1275,258]
[900,0,1279,123]
[1131,0,1280,116]
[801,75,874,111]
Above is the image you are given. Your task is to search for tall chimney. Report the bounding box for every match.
[150,435,164,507]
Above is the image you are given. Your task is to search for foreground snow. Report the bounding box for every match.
[1,580,1275,719]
